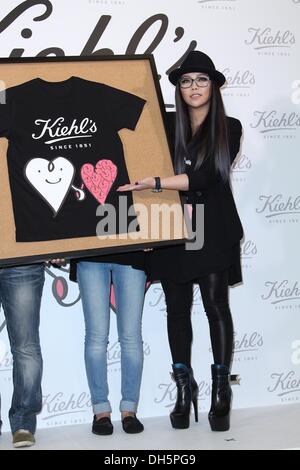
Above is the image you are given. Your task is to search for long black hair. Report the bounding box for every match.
[174,81,230,183]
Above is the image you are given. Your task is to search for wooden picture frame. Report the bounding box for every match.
[0,54,186,267]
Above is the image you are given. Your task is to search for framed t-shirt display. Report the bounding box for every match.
[0,55,186,267]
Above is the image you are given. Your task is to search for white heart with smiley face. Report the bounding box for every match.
[25,157,75,216]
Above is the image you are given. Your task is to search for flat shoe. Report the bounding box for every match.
[92,416,113,435]
[122,415,144,434]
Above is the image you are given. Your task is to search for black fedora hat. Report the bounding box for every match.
[169,50,226,87]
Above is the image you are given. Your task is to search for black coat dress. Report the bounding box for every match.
[142,113,243,285]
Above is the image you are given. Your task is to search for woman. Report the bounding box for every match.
[70,251,146,435]
[118,50,243,432]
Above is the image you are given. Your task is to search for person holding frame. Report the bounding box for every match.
[0,262,45,448]
[118,50,243,432]
[0,66,49,448]
[68,251,146,435]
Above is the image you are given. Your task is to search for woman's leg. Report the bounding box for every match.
[161,279,198,429]
[112,265,146,414]
[198,270,233,367]
[198,270,233,431]
[161,279,193,367]
[77,262,112,414]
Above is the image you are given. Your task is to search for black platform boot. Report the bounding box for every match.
[170,363,199,429]
[208,364,232,431]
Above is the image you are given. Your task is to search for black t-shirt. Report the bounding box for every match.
[0,77,146,242]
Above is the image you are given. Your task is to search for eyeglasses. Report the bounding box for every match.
[178,75,210,89]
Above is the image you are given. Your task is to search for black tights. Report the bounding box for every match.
[161,271,233,369]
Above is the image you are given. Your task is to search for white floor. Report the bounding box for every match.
[0,404,299,450]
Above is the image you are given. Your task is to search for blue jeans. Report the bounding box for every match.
[0,264,45,434]
[77,262,146,414]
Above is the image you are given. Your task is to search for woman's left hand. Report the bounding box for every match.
[117,177,155,192]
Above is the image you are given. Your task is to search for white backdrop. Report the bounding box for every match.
[0,0,300,432]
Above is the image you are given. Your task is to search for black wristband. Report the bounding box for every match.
[152,176,162,193]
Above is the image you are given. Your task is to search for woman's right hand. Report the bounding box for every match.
[117,177,155,192]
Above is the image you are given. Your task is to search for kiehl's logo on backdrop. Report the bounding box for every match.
[107,340,151,367]
[230,331,263,363]
[154,378,210,410]
[197,0,237,10]
[245,27,296,50]
[268,371,300,402]
[240,239,257,269]
[148,285,166,311]
[88,0,125,4]
[0,323,13,372]
[212,330,263,363]
[233,331,263,353]
[223,68,255,88]
[232,154,252,183]
[291,339,300,365]
[0,316,6,336]
[222,68,255,98]
[256,195,300,223]
[148,284,202,313]
[0,353,13,372]
[0,345,13,372]
[241,240,257,269]
[250,111,300,137]
[42,392,91,421]
[261,280,300,307]
[241,240,257,258]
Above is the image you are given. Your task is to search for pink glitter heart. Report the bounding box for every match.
[81,159,117,204]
